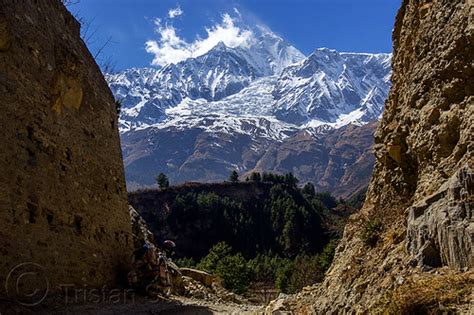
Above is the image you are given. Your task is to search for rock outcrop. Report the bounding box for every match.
[0,0,132,302]
[267,0,473,313]
[407,165,472,269]
[130,205,155,248]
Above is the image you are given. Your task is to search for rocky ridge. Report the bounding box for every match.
[248,121,378,199]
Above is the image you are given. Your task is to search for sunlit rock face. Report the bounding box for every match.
[266,0,473,313]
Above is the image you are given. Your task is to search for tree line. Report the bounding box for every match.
[166,174,335,259]
[175,240,337,296]
[150,171,357,296]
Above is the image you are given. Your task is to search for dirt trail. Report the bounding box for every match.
[1,296,264,315]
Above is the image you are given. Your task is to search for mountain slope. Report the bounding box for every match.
[122,120,377,197]
[108,30,305,131]
[249,121,378,199]
[274,49,391,125]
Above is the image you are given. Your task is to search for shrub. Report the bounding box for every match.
[302,182,316,197]
[385,273,473,314]
[275,240,338,293]
[198,242,251,294]
[318,239,337,270]
[361,218,382,247]
[249,172,262,182]
[198,242,232,273]
[197,241,339,295]
[275,260,294,292]
[247,254,289,287]
[215,253,251,294]
[314,192,337,209]
[287,255,326,293]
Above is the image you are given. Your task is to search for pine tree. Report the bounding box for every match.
[302,182,315,197]
[156,173,169,189]
[229,170,239,182]
[250,172,261,182]
[284,172,298,187]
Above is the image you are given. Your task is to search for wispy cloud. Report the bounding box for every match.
[145,11,254,66]
[168,6,183,19]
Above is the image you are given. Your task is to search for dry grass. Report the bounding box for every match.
[384,272,474,314]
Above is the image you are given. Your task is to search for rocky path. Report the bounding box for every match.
[2,295,264,315]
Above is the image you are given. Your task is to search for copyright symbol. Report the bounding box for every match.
[5,262,49,306]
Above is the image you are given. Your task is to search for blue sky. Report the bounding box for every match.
[68,0,401,71]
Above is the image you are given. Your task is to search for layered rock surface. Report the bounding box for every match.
[0,0,132,300]
[268,0,474,313]
[407,165,473,269]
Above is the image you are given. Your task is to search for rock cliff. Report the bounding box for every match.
[0,0,132,302]
[268,0,473,313]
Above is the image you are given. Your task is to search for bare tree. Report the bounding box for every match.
[67,7,117,75]
[62,0,80,6]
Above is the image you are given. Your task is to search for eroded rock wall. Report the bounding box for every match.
[407,165,472,269]
[0,0,132,297]
[267,0,473,313]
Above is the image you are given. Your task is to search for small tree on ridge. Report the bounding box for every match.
[229,170,239,182]
[156,173,169,189]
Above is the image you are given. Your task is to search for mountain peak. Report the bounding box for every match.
[211,41,228,52]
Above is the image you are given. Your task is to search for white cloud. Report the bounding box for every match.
[233,7,241,17]
[168,6,183,19]
[145,13,254,66]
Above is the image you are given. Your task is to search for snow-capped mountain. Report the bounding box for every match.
[274,48,392,125]
[108,25,392,194]
[107,29,305,131]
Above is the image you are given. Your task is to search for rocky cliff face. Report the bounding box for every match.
[268,0,473,313]
[0,0,132,300]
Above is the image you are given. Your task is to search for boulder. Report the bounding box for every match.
[180,268,217,287]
